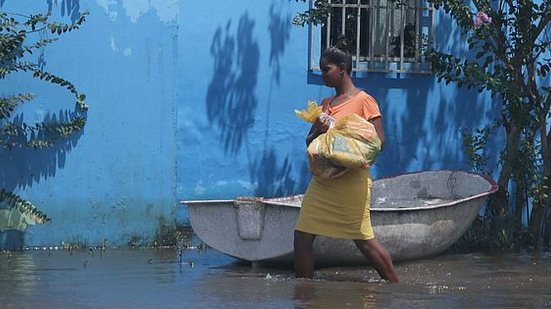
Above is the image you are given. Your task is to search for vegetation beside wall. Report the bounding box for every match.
[428,0,551,250]
[0,9,88,240]
[153,217,196,248]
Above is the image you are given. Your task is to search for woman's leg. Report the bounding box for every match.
[354,238,399,283]
[294,230,317,278]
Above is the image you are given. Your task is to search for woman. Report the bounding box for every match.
[294,41,399,283]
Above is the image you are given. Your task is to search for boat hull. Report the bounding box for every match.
[186,198,298,262]
[184,170,498,265]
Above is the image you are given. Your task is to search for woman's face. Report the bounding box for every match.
[319,57,343,87]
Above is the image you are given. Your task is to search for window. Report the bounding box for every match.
[309,0,434,74]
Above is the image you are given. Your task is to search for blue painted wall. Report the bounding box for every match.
[1,0,500,247]
[1,0,179,247]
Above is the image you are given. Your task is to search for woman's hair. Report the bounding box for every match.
[321,37,353,74]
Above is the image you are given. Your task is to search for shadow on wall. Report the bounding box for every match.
[249,148,311,198]
[366,74,487,178]
[47,0,81,22]
[1,0,81,21]
[0,109,85,192]
[250,150,295,198]
[249,2,311,198]
[391,11,498,176]
[205,5,310,198]
[267,2,290,84]
[206,13,259,156]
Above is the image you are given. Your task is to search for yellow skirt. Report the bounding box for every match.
[295,168,374,240]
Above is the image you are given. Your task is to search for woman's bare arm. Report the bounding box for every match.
[369,116,385,150]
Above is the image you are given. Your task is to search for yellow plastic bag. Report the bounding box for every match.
[295,100,336,127]
[294,100,323,123]
[307,113,381,178]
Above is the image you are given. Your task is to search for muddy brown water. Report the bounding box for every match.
[1,247,550,308]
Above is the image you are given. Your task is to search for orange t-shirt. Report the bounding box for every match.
[321,91,381,121]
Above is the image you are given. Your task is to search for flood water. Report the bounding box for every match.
[1,246,550,308]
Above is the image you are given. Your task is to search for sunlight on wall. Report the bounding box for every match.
[95,0,178,23]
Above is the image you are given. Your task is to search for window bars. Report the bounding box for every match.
[309,0,434,74]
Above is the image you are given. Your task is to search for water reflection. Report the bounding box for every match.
[293,280,379,308]
[0,251,37,298]
[0,249,550,308]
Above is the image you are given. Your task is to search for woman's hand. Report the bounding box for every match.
[306,113,335,146]
[306,120,329,146]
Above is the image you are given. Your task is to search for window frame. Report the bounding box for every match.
[308,0,434,74]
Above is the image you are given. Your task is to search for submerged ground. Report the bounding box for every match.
[1,246,550,308]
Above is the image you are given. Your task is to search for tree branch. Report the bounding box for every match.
[529,2,551,48]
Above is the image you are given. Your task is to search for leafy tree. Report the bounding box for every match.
[427,0,551,248]
[294,0,551,248]
[0,9,88,229]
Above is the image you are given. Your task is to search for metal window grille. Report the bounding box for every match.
[309,0,434,74]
